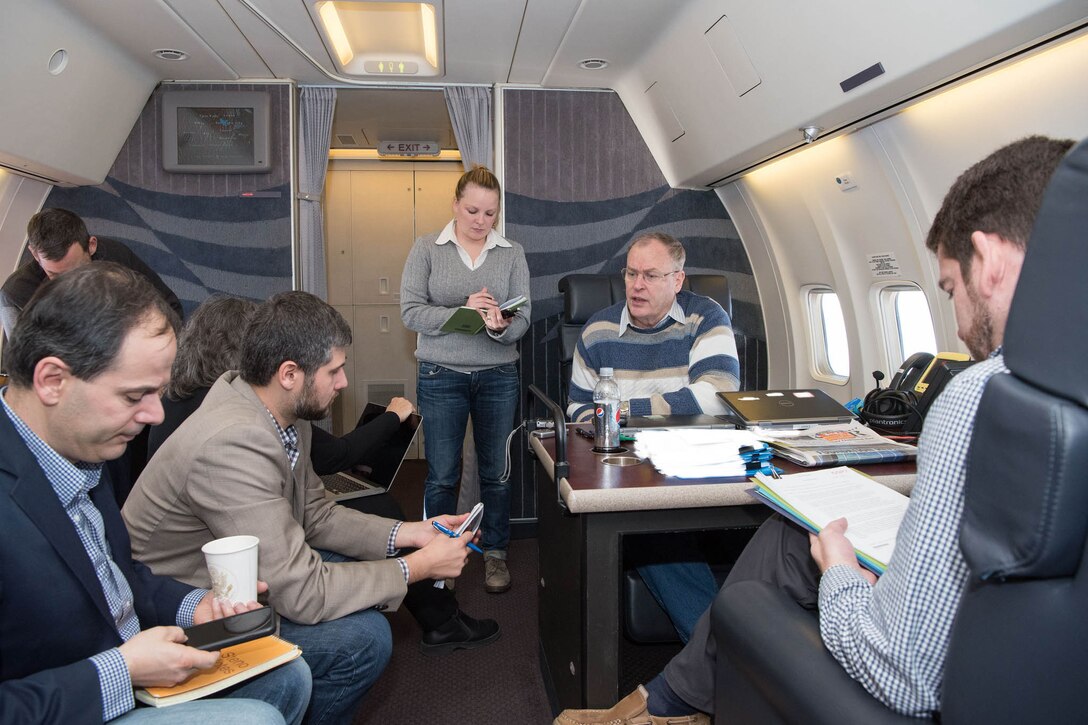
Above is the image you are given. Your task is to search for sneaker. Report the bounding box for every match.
[553,685,709,725]
[419,611,500,655]
[484,555,511,593]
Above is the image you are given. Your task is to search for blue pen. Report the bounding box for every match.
[432,521,484,554]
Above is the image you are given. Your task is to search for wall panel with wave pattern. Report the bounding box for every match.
[503,88,767,523]
[43,83,293,318]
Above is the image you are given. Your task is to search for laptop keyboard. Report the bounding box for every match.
[321,473,374,495]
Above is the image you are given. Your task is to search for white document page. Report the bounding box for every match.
[757,466,908,564]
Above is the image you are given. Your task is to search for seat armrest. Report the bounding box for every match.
[712,580,925,724]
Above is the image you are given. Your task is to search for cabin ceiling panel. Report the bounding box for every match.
[541,0,686,89]
[0,0,158,185]
[506,0,581,85]
[613,0,1088,188]
[218,0,336,83]
[439,0,525,83]
[59,0,243,80]
[159,0,275,79]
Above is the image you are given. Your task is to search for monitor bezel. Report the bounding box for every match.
[161,90,272,174]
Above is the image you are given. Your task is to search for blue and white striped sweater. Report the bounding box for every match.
[567,290,740,421]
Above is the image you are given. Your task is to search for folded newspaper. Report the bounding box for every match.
[753,421,917,467]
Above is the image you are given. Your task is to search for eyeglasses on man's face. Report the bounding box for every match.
[621,268,680,284]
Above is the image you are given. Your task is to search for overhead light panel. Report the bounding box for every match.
[319,3,354,67]
[313,1,443,77]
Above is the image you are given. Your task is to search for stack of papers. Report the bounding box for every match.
[751,467,909,575]
[753,421,917,467]
[632,428,773,478]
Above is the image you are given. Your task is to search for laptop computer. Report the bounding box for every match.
[622,414,733,433]
[321,403,423,501]
[716,389,855,429]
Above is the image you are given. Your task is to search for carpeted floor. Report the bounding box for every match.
[352,461,554,724]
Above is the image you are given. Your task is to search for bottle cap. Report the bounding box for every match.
[600,367,614,377]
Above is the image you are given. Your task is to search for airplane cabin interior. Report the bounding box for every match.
[1,1,1087,723]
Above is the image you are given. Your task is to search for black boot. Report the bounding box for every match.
[419,611,501,655]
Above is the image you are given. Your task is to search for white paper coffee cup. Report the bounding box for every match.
[201,535,259,604]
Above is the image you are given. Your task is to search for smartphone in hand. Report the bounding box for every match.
[456,502,485,537]
[184,607,278,651]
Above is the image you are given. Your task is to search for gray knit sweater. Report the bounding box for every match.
[400,230,531,372]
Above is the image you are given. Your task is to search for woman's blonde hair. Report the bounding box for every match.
[455,165,501,203]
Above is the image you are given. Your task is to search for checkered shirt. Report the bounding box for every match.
[266,409,408,581]
[2,389,201,719]
[267,410,301,469]
[818,350,1008,716]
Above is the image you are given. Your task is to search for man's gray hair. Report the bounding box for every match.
[629,231,686,270]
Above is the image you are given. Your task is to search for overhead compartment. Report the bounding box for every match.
[0,0,159,186]
[613,0,1088,188]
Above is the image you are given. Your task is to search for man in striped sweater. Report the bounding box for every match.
[567,232,740,423]
[566,231,741,642]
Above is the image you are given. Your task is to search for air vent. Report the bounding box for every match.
[336,134,358,145]
[579,58,609,70]
[153,49,189,61]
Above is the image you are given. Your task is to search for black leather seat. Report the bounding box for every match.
[709,137,1088,723]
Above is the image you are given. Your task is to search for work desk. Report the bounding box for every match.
[531,424,917,710]
[530,426,917,513]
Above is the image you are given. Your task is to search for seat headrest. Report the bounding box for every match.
[684,274,732,319]
[558,274,624,325]
[1003,138,1088,406]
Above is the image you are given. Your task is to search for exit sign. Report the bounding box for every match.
[378,141,440,157]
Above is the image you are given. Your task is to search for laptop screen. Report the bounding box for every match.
[352,403,422,489]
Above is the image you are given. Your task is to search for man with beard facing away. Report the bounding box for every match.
[124,291,497,725]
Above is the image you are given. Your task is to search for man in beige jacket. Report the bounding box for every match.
[124,291,499,725]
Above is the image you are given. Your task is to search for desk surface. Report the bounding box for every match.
[530,425,917,514]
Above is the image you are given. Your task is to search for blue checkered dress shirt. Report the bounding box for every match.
[818,349,1008,716]
[1,389,204,719]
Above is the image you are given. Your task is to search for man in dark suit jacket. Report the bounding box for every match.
[0,208,184,338]
[0,264,309,724]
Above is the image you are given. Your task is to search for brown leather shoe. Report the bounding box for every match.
[553,685,709,725]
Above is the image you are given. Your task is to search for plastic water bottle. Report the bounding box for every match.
[592,367,622,452]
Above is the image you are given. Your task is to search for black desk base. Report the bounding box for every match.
[536,473,771,710]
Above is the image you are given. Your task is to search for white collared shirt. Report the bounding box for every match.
[433,219,512,271]
[618,297,686,336]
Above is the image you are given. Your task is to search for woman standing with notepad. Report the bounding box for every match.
[400,165,531,594]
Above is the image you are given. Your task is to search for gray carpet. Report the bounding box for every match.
[352,461,553,724]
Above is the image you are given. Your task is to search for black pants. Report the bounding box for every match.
[340,493,458,631]
[662,515,820,713]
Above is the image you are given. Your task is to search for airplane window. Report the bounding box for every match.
[807,288,849,382]
[879,285,937,368]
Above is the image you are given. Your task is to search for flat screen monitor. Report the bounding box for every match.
[162,90,271,173]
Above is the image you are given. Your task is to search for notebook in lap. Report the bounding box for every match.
[716,389,855,429]
[322,403,423,501]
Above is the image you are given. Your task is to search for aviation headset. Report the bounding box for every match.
[858,371,922,435]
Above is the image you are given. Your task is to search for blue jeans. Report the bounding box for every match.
[278,551,393,725]
[118,657,311,725]
[637,534,719,643]
[417,362,520,552]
